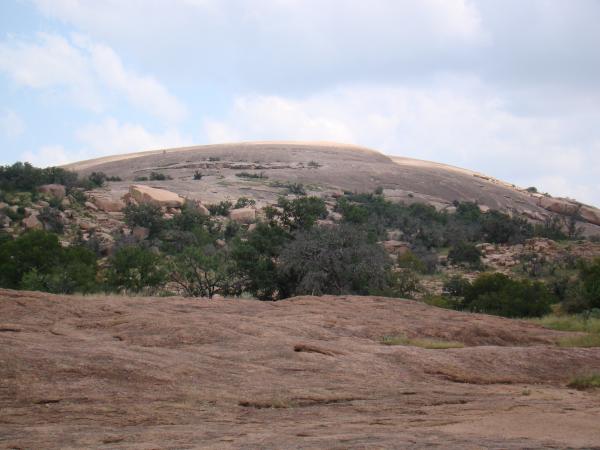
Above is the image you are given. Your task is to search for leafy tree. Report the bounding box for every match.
[266,196,327,232]
[0,230,97,293]
[463,272,554,317]
[207,200,233,216]
[448,242,482,268]
[169,243,234,298]
[123,203,165,237]
[231,222,291,300]
[105,245,166,293]
[563,258,600,312]
[279,224,390,296]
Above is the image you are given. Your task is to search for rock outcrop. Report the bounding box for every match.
[128,185,184,208]
[37,184,66,199]
[229,207,256,224]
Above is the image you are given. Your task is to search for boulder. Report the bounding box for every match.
[85,201,99,211]
[537,196,579,216]
[328,211,343,222]
[129,185,184,208]
[316,219,336,228]
[23,215,43,230]
[93,196,125,213]
[0,202,9,210]
[61,198,71,208]
[579,205,600,226]
[95,232,116,255]
[229,208,256,224]
[38,184,66,199]
[132,226,150,240]
[195,203,210,216]
[382,240,411,255]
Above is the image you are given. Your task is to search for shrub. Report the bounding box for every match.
[149,172,172,181]
[193,171,203,180]
[169,243,233,298]
[278,224,390,296]
[463,272,554,317]
[374,269,421,299]
[307,160,321,168]
[266,196,327,232]
[448,242,482,268]
[87,171,107,187]
[38,207,64,233]
[134,176,149,181]
[207,200,233,216]
[106,175,122,182]
[170,202,208,232]
[526,186,538,193]
[106,245,166,293]
[236,172,267,179]
[234,197,256,208]
[123,203,165,237]
[567,374,600,390]
[287,183,307,195]
[0,230,97,293]
[381,335,464,349]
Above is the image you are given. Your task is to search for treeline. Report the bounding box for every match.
[0,162,114,198]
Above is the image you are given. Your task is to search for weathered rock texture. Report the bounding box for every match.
[1,289,599,449]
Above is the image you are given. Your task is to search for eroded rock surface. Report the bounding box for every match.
[1,289,599,449]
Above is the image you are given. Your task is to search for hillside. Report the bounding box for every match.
[64,141,600,234]
[2,288,600,449]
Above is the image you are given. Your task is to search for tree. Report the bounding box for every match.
[169,244,233,298]
[105,245,166,293]
[266,196,327,232]
[448,242,482,269]
[279,224,390,296]
[563,258,600,312]
[123,203,165,237]
[463,272,554,317]
[0,230,97,293]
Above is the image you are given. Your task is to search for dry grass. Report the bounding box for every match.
[557,334,600,348]
[381,335,464,349]
[531,315,600,333]
[567,374,600,390]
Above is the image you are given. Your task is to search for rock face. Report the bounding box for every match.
[22,214,42,230]
[229,207,256,224]
[128,185,184,208]
[537,196,580,216]
[2,289,600,449]
[37,184,66,199]
[92,196,125,213]
[580,205,600,226]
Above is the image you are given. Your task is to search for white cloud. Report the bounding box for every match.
[21,145,75,167]
[22,118,192,167]
[0,33,185,122]
[76,117,191,155]
[0,110,25,138]
[202,80,600,206]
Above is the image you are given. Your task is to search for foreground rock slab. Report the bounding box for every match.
[1,289,599,449]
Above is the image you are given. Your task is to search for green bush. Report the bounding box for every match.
[123,203,165,237]
[279,224,390,296]
[448,242,482,268]
[149,172,172,181]
[207,200,233,216]
[463,272,554,317]
[0,162,78,192]
[106,245,166,293]
[266,196,327,232]
[563,258,600,312]
[234,197,256,208]
[0,230,97,293]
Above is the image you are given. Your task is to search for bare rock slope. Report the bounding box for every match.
[2,289,600,449]
[64,141,600,232]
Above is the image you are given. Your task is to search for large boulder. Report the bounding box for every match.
[229,208,256,224]
[38,184,66,199]
[579,205,600,226]
[93,196,125,213]
[22,215,43,230]
[537,196,579,215]
[382,240,411,255]
[128,185,184,208]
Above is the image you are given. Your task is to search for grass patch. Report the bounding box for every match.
[567,374,600,390]
[531,314,600,333]
[557,333,600,348]
[381,335,464,349]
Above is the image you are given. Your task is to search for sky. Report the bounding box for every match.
[0,0,599,206]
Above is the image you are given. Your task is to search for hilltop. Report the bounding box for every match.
[65,141,600,234]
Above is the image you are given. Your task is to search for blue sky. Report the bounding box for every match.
[1,0,599,206]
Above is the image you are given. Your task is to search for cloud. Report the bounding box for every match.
[0,110,25,138]
[22,118,192,167]
[202,80,600,206]
[76,117,191,155]
[0,33,186,122]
